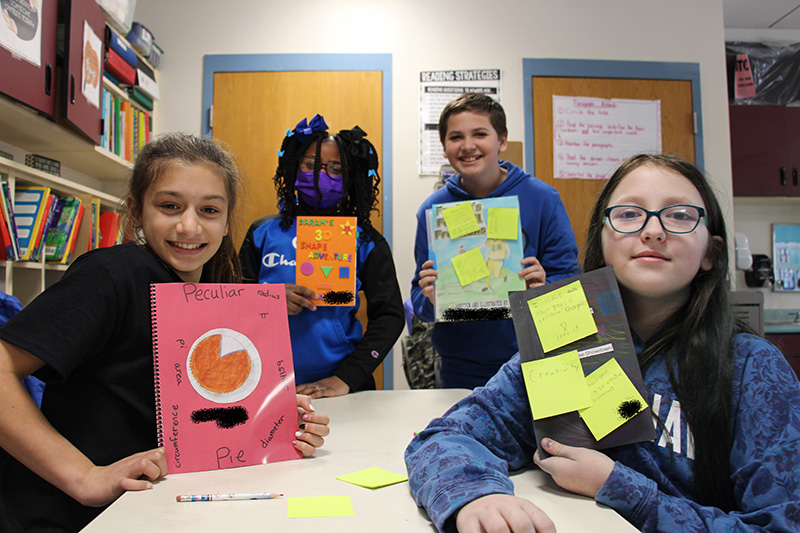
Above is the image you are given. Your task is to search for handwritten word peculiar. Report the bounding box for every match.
[182,283,246,303]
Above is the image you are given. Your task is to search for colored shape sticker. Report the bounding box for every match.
[336,466,408,489]
[287,495,354,518]
[317,283,333,290]
[527,281,597,353]
[450,247,490,286]
[579,358,648,441]
[339,266,350,278]
[442,201,480,238]
[300,261,314,276]
[487,208,519,240]
[321,266,333,278]
[521,350,592,420]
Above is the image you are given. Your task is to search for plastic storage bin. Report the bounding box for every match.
[126,22,153,57]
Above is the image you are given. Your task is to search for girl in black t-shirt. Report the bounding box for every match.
[0,134,330,531]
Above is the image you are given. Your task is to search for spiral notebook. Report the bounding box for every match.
[151,282,302,474]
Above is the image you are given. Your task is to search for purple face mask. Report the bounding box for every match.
[295,170,346,210]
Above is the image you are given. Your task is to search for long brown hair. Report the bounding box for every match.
[584,154,735,511]
[124,133,243,283]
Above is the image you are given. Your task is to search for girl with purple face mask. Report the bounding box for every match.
[239,115,404,399]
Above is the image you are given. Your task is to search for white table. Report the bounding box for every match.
[82,390,636,532]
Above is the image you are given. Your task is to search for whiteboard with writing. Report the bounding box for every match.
[552,96,662,180]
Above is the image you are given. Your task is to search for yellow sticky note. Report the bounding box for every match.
[450,247,490,286]
[442,201,480,238]
[579,358,648,441]
[521,350,592,419]
[336,467,408,489]
[487,208,519,240]
[287,495,354,518]
[527,281,597,353]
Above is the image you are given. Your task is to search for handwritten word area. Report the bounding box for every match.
[182,283,245,303]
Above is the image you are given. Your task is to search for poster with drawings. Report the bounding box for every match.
[0,0,42,66]
[553,95,662,179]
[773,224,800,291]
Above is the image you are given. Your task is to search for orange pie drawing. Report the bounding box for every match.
[189,333,251,394]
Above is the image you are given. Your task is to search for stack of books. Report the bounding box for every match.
[0,176,123,263]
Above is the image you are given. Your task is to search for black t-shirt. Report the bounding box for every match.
[0,243,182,532]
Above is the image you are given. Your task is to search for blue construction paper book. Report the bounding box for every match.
[427,196,525,322]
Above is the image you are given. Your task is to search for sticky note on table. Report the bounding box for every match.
[442,201,480,238]
[527,280,597,353]
[579,358,647,441]
[287,495,354,518]
[336,467,408,489]
[487,207,519,240]
[521,350,592,419]
[450,247,490,286]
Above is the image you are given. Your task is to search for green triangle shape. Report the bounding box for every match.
[321,266,333,278]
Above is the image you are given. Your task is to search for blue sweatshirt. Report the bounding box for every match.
[411,161,580,388]
[405,333,800,532]
[239,216,404,389]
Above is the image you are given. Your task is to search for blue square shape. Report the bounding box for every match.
[339,266,350,278]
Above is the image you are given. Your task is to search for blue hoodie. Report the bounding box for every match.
[405,333,800,532]
[411,161,579,388]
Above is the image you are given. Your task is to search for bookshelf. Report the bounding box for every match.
[0,155,122,306]
[0,1,160,307]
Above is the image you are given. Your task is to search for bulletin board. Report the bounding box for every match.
[773,223,800,291]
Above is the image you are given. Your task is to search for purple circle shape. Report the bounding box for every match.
[300,261,314,276]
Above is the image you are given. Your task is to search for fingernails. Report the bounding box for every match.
[145,482,153,489]
[292,440,299,446]
[543,438,553,449]
[307,403,315,412]
[295,431,303,438]
[299,423,307,430]
[302,414,311,421]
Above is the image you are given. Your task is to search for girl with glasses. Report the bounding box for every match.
[239,115,404,398]
[405,153,800,532]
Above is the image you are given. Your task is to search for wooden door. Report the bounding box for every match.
[212,70,383,244]
[532,77,695,257]
[212,70,385,388]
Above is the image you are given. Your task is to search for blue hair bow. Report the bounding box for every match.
[293,114,329,142]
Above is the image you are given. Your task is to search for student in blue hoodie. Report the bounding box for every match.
[239,115,404,398]
[412,93,580,389]
[405,154,800,533]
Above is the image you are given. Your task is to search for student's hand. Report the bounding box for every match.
[296,376,350,399]
[72,447,168,507]
[519,257,546,289]
[533,438,614,498]
[455,494,556,533]
[284,283,318,314]
[294,395,330,457]
[418,260,438,305]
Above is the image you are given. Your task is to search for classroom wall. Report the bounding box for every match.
[134,0,733,389]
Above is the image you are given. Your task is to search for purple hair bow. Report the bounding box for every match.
[293,114,329,142]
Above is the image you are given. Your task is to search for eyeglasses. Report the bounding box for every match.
[300,157,343,177]
[603,204,706,234]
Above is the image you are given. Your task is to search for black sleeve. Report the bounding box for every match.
[334,233,405,390]
[238,223,261,283]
